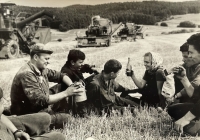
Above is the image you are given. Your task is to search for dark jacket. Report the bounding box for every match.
[86,72,138,114]
[10,61,64,115]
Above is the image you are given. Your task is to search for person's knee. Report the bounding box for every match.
[37,112,51,125]
[32,131,66,140]
[50,113,71,129]
[48,132,66,140]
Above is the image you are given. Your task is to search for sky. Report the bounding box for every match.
[2,0,196,7]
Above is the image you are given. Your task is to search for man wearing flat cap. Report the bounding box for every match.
[0,87,66,140]
[10,43,84,128]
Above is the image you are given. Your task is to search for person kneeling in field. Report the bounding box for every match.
[167,66,200,136]
[167,33,200,136]
[171,33,200,103]
[0,88,66,140]
[9,43,85,129]
[120,52,166,108]
[60,49,99,117]
[86,59,139,115]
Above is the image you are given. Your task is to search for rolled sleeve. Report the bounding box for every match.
[21,72,49,110]
[46,68,64,83]
[191,75,200,89]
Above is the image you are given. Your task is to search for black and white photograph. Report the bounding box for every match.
[0,0,200,139]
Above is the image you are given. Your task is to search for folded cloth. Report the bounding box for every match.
[128,93,142,99]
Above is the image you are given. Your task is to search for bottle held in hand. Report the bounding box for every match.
[126,57,132,76]
[177,67,183,75]
[172,66,184,76]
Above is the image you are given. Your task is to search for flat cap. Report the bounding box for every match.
[30,43,53,54]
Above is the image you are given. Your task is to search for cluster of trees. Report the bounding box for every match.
[13,1,200,31]
[160,22,168,27]
[178,21,197,28]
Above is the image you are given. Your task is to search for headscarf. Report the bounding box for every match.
[151,52,163,68]
[145,52,163,72]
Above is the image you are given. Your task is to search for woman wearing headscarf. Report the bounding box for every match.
[121,52,166,107]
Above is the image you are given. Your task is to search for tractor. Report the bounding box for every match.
[76,15,122,47]
[0,3,54,59]
[114,22,144,42]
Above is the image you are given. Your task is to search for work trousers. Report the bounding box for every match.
[120,88,161,107]
[0,112,65,140]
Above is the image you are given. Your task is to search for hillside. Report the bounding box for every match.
[12,1,200,31]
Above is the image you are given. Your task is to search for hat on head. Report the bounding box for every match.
[30,43,53,54]
[0,88,3,99]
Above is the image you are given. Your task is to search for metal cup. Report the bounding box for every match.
[75,89,87,102]
[74,81,87,102]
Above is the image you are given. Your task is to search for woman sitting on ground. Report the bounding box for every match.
[121,52,166,108]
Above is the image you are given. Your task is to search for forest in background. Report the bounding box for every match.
[13,1,200,31]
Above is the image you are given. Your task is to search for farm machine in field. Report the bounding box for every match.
[113,22,144,42]
[0,3,54,59]
[76,15,122,47]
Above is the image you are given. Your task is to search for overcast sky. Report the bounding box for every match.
[2,0,195,7]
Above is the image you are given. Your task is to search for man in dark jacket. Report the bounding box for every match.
[86,59,139,115]
[10,43,84,128]
[60,49,98,117]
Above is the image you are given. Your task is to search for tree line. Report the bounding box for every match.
[13,1,200,31]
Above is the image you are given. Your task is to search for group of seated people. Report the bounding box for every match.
[1,33,200,139]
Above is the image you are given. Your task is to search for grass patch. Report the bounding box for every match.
[60,107,198,140]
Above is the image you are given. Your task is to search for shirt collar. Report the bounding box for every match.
[100,71,113,87]
[28,61,42,76]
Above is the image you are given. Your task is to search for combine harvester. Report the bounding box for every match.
[0,3,54,58]
[76,15,122,47]
[114,22,144,42]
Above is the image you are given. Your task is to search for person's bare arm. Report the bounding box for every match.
[1,114,30,140]
[180,76,194,97]
[62,75,73,86]
[48,85,85,104]
[157,81,164,96]
[131,74,146,88]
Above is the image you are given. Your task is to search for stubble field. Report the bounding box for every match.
[1,14,200,140]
